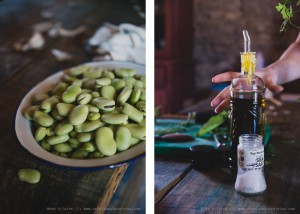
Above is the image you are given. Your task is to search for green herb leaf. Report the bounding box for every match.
[197,111,229,137]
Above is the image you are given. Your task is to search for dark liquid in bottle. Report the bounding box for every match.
[229,96,265,171]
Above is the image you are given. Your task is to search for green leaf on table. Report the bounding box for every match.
[197,110,229,137]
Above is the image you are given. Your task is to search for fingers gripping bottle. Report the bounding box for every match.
[229,30,266,172]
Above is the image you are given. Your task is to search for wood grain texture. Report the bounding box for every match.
[155,156,192,204]
[156,102,300,213]
[0,0,145,214]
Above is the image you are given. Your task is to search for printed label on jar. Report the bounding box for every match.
[238,148,264,170]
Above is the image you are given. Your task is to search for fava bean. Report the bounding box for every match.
[95,127,117,156]
[71,149,88,159]
[101,85,116,100]
[35,126,47,141]
[91,91,100,98]
[78,133,92,143]
[89,151,104,159]
[18,169,41,184]
[75,120,102,132]
[51,109,64,121]
[102,70,115,79]
[56,103,75,116]
[95,78,111,87]
[135,101,146,114]
[62,85,82,103]
[111,79,125,91]
[41,140,51,151]
[122,103,143,123]
[32,93,49,105]
[81,142,96,152]
[101,113,128,125]
[117,86,132,105]
[69,138,81,149]
[115,68,136,77]
[116,127,131,151]
[54,121,73,136]
[92,97,115,111]
[68,105,89,125]
[52,82,69,96]
[130,136,140,146]
[33,111,55,127]
[88,112,101,121]
[133,80,144,88]
[47,135,69,145]
[53,143,72,153]
[77,93,92,105]
[126,124,145,140]
[130,88,141,104]
[72,79,83,87]
[83,68,102,79]
[24,105,40,120]
[140,90,146,101]
[67,65,90,76]
[86,104,99,113]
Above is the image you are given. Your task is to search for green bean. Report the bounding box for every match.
[47,135,69,145]
[130,88,141,104]
[53,143,72,153]
[100,85,116,100]
[111,79,125,91]
[101,113,128,125]
[92,97,115,111]
[77,133,92,143]
[71,149,88,159]
[32,93,49,105]
[62,85,82,103]
[81,142,96,152]
[95,127,117,156]
[115,68,136,77]
[67,64,90,76]
[33,111,55,127]
[54,121,73,136]
[56,103,75,116]
[35,126,47,141]
[18,169,41,184]
[87,112,101,121]
[122,103,143,123]
[95,78,111,87]
[52,82,69,96]
[24,105,40,120]
[77,93,92,105]
[117,86,132,105]
[68,105,89,125]
[125,124,145,140]
[116,127,131,151]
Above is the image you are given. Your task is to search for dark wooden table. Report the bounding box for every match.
[155,102,300,213]
[0,0,145,213]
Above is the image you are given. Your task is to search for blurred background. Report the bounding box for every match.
[155,0,300,114]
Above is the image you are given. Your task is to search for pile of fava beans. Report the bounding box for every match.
[23,65,146,159]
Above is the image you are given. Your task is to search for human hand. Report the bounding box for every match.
[210,68,284,113]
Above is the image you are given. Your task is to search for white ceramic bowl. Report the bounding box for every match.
[15,61,145,168]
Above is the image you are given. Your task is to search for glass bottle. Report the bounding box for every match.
[229,30,266,171]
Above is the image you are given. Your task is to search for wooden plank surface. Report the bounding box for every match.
[0,0,145,213]
[156,102,300,213]
[155,156,192,204]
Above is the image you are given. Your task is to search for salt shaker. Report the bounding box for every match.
[235,134,267,195]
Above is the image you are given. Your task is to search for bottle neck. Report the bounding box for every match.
[241,52,256,84]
